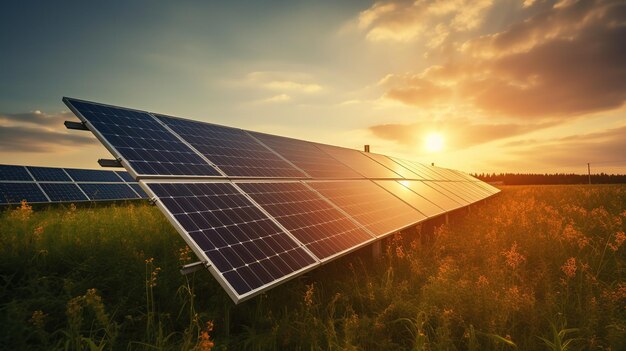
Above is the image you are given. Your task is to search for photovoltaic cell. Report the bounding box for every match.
[144,182,317,298]
[115,171,136,182]
[0,183,48,204]
[374,180,445,217]
[63,98,220,176]
[237,182,373,260]
[0,165,32,181]
[316,145,401,178]
[250,133,362,178]
[39,183,88,202]
[27,166,72,181]
[426,182,470,205]
[65,168,124,182]
[156,116,305,178]
[79,183,140,200]
[307,181,425,237]
[391,158,433,180]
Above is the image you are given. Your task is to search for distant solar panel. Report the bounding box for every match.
[0,165,33,181]
[374,180,446,217]
[250,133,362,178]
[27,166,72,182]
[316,145,401,178]
[156,115,306,178]
[306,180,425,237]
[144,181,317,300]
[63,98,221,177]
[237,182,374,260]
[79,183,140,200]
[65,168,125,183]
[0,183,48,204]
[39,183,88,202]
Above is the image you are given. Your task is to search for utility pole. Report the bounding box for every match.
[587,163,591,184]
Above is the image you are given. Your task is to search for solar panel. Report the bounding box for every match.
[27,166,72,181]
[425,182,471,205]
[115,171,136,182]
[156,115,306,178]
[39,183,88,202]
[237,182,374,260]
[374,180,446,217]
[397,181,464,211]
[0,165,33,181]
[0,183,48,204]
[316,145,401,178]
[391,158,434,180]
[361,153,419,179]
[440,181,483,202]
[143,181,317,300]
[65,168,125,182]
[129,183,148,198]
[63,98,220,177]
[306,180,425,237]
[78,183,141,200]
[250,133,362,178]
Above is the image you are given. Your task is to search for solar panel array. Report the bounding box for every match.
[0,164,148,204]
[64,97,500,303]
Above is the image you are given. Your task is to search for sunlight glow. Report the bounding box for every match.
[424,132,445,153]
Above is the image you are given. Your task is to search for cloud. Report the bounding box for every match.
[501,124,626,169]
[379,0,626,119]
[369,118,555,150]
[252,94,292,105]
[0,110,95,152]
[357,0,494,44]
[246,71,322,93]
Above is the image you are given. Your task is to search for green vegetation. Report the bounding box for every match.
[1,185,625,350]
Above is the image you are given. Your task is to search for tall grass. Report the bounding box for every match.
[0,185,624,350]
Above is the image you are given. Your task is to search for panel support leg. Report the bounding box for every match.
[445,213,449,225]
[372,240,382,260]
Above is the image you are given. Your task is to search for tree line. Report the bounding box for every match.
[472,172,626,185]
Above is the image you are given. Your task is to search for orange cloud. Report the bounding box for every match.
[380,0,626,119]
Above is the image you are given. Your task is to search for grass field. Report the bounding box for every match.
[0,185,624,350]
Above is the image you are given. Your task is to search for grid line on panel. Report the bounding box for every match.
[155,115,306,178]
[316,145,402,179]
[425,182,470,205]
[39,183,89,202]
[237,182,373,260]
[361,153,419,179]
[79,183,141,200]
[27,166,72,182]
[145,182,317,297]
[374,180,446,218]
[307,181,425,237]
[245,131,311,177]
[250,133,362,179]
[64,98,220,177]
[23,167,51,202]
[65,168,126,183]
[399,180,464,211]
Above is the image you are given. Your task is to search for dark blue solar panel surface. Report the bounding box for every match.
[0,183,48,204]
[64,98,220,176]
[129,183,148,198]
[39,183,88,202]
[157,116,306,178]
[79,183,140,200]
[0,165,33,181]
[146,182,317,296]
[237,182,373,260]
[66,168,123,182]
[116,171,136,182]
[250,133,362,178]
[27,166,72,181]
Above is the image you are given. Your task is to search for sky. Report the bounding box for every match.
[1,0,625,174]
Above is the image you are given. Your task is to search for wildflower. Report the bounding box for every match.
[33,225,44,241]
[198,321,215,351]
[304,283,315,307]
[29,310,47,329]
[501,242,526,269]
[561,257,577,279]
[178,246,192,263]
[608,231,626,252]
[476,275,489,288]
[10,200,33,221]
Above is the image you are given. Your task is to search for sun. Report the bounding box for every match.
[424,132,445,153]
